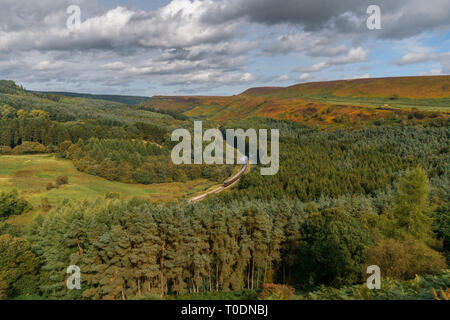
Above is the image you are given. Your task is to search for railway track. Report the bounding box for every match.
[188,158,249,203]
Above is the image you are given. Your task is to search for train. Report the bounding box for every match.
[189,158,248,203]
[223,159,248,187]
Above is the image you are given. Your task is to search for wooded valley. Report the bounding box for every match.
[0,79,449,300]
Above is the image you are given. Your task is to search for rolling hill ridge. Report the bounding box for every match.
[141,76,450,126]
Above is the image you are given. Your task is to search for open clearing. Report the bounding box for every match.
[0,154,216,224]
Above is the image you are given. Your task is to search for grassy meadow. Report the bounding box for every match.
[0,154,216,224]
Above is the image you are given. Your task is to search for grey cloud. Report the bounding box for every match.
[161,70,255,87]
[261,32,349,57]
[203,0,365,31]
[294,47,369,73]
[0,0,448,95]
[204,0,450,40]
[2,1,448,56]
[377,1,450,40]
[121,41,253,77]
[306,45,349,58]
[0,0,257,92]
[0,3,238,52]
[156,41,256,63]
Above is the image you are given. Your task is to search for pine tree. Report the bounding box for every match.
[393,166,433,242]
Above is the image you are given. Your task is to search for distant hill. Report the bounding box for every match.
[0,80,177,126]
[241,87,284,96]
[265,75,450,99]
[141,76,450,125]
[32,91,150,105]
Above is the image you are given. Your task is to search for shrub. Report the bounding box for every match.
[389,94,399,100]
[434,204,450,255]
[59,140,73,153]
[302,272,450,300]
[55,176,69,186]
[105,192,121,200]
[12,141,47,154]
[0,146,12,155]
[41,198,51,212]
[0,223,23,237]
[58,140,73,158]
[46,182,55,190]
[365,234,447,280]
[0,190,32,220]
[413,110,426,120]
[177,289,259,300]
[0,235,39,298]
[133,170,154,184]
[258,283,295,300]
[432,287,450,300]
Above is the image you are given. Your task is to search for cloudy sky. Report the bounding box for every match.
[1,0,449,96]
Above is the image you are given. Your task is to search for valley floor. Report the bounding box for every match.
[0,154,216,224]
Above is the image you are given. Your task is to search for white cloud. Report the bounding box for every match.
[261,32,349,58]
[0,2,239,52]
[33,60,67,71]
[394,52,450,65]
[395,53,437,65]
[394,51,450,76]
[298,73,314,82]
[294,47,369,74]
[103,61,127,71]
[345,74,371,80]
[419,69,443,76]
[162,70,256,87]
[276,75,290,81]
[295,62,328,73]
[329,47,369,65]
[0,1,255,92]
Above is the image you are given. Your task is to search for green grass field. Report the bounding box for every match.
[0,154,216,224]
